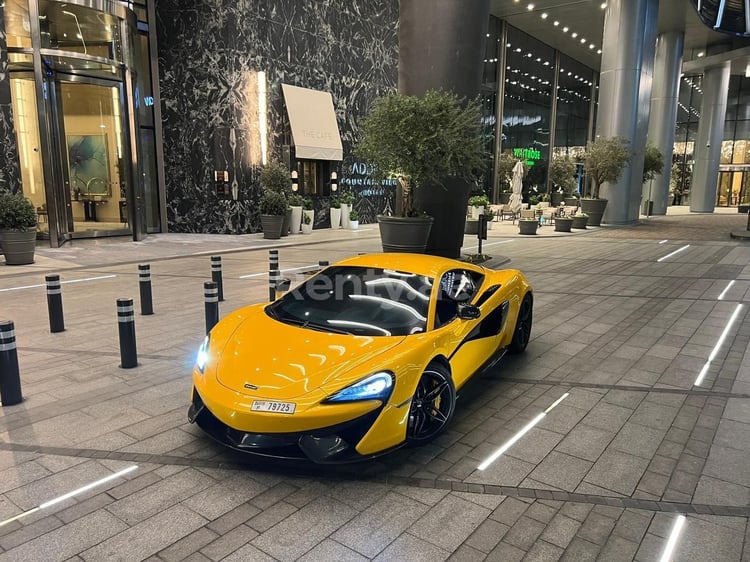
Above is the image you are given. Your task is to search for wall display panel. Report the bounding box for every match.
[156,0,398,234]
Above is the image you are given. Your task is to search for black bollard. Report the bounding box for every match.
[116,298,138,369]
[138,264,154,315]
[269,250,279,301]
[0,321,23,406]
[210,256,224,302]
[204,281,219,334]
[318,260,329,268]
[45,274,65,333]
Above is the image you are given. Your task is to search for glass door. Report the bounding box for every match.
[716,172,732,206]
[52,79,131,239]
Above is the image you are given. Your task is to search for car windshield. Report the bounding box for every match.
[266,266,434,336]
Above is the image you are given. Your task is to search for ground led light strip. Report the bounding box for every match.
[694,303,744,386]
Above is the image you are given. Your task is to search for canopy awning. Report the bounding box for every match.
[281,84,343,161]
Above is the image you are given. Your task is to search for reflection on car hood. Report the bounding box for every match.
[215,307,406,400]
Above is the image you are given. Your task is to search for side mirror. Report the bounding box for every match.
[457,304,481,320]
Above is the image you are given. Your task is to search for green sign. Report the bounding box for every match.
[512,148,541,167]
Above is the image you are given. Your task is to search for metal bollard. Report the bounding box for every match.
[0,321,23,406]
[210,256,224,302]
[204,281,219,334]
[45,274,65,333]
[318,260,329,268]
[269,250,279,301]
[138,264,154,315]
[116,298,138,369]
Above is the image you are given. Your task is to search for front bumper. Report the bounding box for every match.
[188,389,393,463]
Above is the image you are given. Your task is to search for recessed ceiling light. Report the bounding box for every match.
[600,2,607,8]
[597,49,602,54]
[541,12,548,19]
[563,26,569,32]
[697,51,705,57]
[536,57,541,61]
[528,4,535,10]
[486,33,490,37]
[580,38,586,43]
[507,43,511,47]
[572,32,578,38]
[589,44,595,49]
[554,20,559,26]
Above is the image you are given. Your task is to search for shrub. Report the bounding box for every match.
[0,193,38,231]
[303,198,313,210]
[330,196,341,209]
[259,191,287,216]
[260,161,292,196]
[349,210,359,221]
[642,144,664,183]
[302,212,312,224]
[468,195,490,207]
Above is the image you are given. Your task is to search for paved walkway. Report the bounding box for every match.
[0,207,748,561]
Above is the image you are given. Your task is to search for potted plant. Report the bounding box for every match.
[641,143,664,215]
[288,194,304,234]
[302,197,314,231]
[518,217,538,235]
[549,155,577,207]
[340,191,354,230]
[0,192,38,265]
[571,211,589,229]
[554,215,573,232]
[301,210,313,234]
[330,196,342,229]
[485,207,495,230]
[349,210,360,230]
[581,137,631,226]
[259,191,287,239]
[260,161,293,236]
[468,194,489,219]
[356,90,487,256]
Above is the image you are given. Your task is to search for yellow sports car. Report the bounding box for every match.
[188,253,532,463]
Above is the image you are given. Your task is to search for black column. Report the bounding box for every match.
[400,0,490,258]
[0,5,22,194]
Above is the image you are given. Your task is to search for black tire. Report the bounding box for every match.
[406,363,456,445]
[509,293,533,354]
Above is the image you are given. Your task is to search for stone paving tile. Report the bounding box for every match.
[332,492,429,558]
[0,509,127,562]
[251,496,356,561]
[372,533,449,562]
[199,524,258,561]
[447,544,487,561]
[296,539,368,562]
[583,450,650,496]
[528,451,593,492]
[486,540,525,561]
[157,527,219,562]
[409,494,491,552]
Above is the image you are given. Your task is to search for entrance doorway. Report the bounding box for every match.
[54,80,131,239]
[716,170,750,207]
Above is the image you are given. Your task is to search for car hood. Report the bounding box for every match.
[215,307,406,400]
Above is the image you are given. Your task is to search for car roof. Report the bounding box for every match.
[335,253,482,278]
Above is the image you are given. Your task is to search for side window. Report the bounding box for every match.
[434,269,483,328]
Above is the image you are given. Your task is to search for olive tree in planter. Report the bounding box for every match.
[549,155,577,207]
[641,143,664,215]
[260,161,293,236]
[356,90,487,256]
[581,137,632,226]
[0,193,38,265]
[496,152,517,203]
[259,191,287,239]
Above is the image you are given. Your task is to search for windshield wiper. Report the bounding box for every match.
[272,315,354,335]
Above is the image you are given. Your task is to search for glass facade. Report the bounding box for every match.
[674,74,750,207]
[4,0,162,246]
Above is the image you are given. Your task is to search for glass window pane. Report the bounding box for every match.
[5,0,32,48]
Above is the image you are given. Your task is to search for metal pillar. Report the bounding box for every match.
[596,0,658,224]
[691,52,731,213]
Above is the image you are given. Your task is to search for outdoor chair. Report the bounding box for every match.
[499,204,517,221]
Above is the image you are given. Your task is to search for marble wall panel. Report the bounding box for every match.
[0,6,21,194]
[157,0,397,234]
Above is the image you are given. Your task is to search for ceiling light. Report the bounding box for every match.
[572,32,578,38]
[536,57,541,61]
[528,4,535,10]
[597,49,602,54]
[486,33,490,37]
[601,2,607,8]
[507,43,511,47]
[697,51,705,57]
[580,38,586,43]
[563,26,569,32]
[541,12,548,19]
[553,20,559,26]
[746,64,750,77]
[516,47,522,52]
[589,44,595,49]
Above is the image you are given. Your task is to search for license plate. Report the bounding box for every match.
[251,400,296,414]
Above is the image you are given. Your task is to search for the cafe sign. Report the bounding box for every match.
[512,148,541,166]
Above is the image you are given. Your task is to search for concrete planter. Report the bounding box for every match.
[518,219,538,235]
[260,215,284,239]
[580,198,607,226]
[0,229,37,265]
[377,215,434,253]
[554,217,573,232]
[289,206,302,234]
[330,207,342,228]
[571,215,589,229]
[280,209,292,237]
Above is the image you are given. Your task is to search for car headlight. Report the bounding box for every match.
[195,335,210,373]
[324,372,394,403]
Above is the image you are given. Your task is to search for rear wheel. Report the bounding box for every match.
[509,293,533,354]
[407,363,456,445]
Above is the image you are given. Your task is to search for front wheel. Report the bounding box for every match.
[407,363,456,445]
[509,293,533,354]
